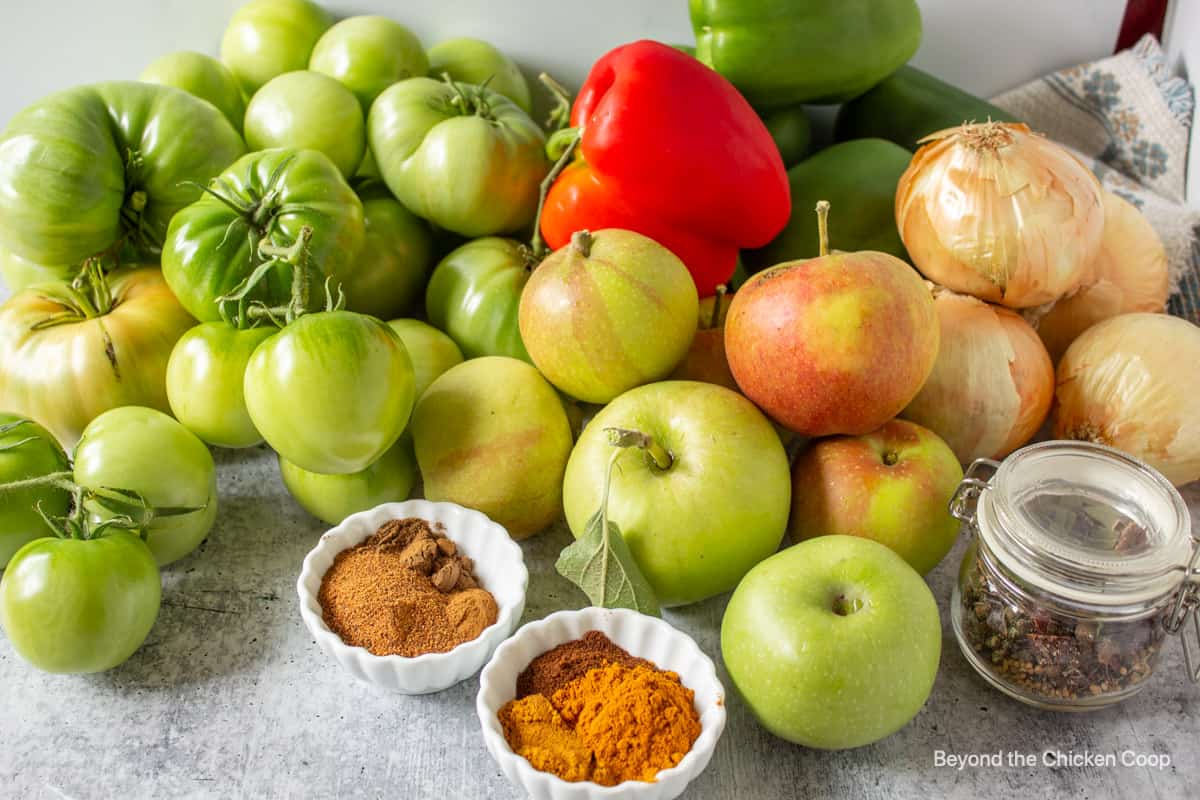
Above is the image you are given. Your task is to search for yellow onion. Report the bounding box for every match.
[901,289,1054,464]
[1032,191,1169,361]
[1054,313,1200,486]
[896,122,1104,308]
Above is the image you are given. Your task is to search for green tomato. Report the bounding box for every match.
[369,77,548,237]
[0,246,75,294]
[163,148,365,322]
[386,319,464,399]
[74,406,218,567]
[0,531,160,673]
[426,37,533,114]
[310,16,429,111]
[0,81,244,266]
[425,237,531,362]
[244,72,365,179]
[244,311,415,474]
[280,435,417,525]
[0,267,196,449]
[220,0,332,96]
[166,323,277,448]
[140,51,246,132]
[0,415,70,567]
[340,180,434,320]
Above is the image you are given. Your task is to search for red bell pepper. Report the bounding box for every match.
[539,40,791,297]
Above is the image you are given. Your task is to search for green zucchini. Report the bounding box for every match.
[834,65,1018,151]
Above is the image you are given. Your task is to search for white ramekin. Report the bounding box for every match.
[296,499,528,694]
[476,607,726,800]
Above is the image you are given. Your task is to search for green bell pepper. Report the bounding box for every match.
[690,0,922,107]
[834,65,1019,150]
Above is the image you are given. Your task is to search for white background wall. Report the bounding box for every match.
[0,0,1192,202]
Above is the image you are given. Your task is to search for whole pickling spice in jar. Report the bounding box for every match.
[949,441,1200,710]
[498,632,702,785]
[317,517,498,657]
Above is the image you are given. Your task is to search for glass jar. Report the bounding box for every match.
[949,440,1199,711]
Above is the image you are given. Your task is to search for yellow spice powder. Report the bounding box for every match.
[498,662,701,786]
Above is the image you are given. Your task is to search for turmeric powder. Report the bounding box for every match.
[497,693,594,782]
[497,659,701,786]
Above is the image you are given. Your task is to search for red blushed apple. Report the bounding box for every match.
[724,203,938,436]
[671,288,738,391]
[789,419,963,575]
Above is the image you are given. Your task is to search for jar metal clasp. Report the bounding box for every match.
[1164,543,1200,683]
[948,457,1000,527]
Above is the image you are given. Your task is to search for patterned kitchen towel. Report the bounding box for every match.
[992,34,1200,324]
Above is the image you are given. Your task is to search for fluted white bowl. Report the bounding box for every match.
[297,499,528,694]
[477,607,726,800]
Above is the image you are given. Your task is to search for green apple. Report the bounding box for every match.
[243,71,365,178]
[140,51,246,132]
[790,419,963,575]
[519,229,698,404]
[722,535,941,750]
[280,436,417,525]
[386,319,464,399]
[563,380,790,605]
[427,37,532,113]
[309,15,428,111]
[410,356,572,539]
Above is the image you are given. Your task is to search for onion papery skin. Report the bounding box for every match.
[1053,312,1200,486]
[1033,191,1169,361]
[896,122,1104,309]
[901,289,1054,464]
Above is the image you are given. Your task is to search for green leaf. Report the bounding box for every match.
[556,510,661,617]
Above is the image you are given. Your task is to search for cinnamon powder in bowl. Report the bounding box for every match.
[317,517,498,657]
[296,499,528,694]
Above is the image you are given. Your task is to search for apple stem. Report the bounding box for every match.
[605,427,673,471]
[571,229,594,259]
[707,284,728,330]
[815,200,831,257]
[832,593,864,616]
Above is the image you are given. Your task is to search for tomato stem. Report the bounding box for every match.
[528,127,582,262]
[441,73,497,121]
[540,73,573,132]
[216,225,317,327]
[0,471,76,495]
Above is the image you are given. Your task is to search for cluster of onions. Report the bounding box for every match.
[895,122,1104,309]
[891,121,1196,479]
[1030,190,1169,361]
[901,288,1054,464]
[1054,313,1200,486]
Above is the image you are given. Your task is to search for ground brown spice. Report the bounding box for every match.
[516,631,656,699]
[317,517,498,657]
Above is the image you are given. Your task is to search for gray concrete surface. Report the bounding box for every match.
[1,444,1197,799]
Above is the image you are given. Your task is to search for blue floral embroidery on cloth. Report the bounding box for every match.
[1038,35,1198,324]
[1081,71,1122,112]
